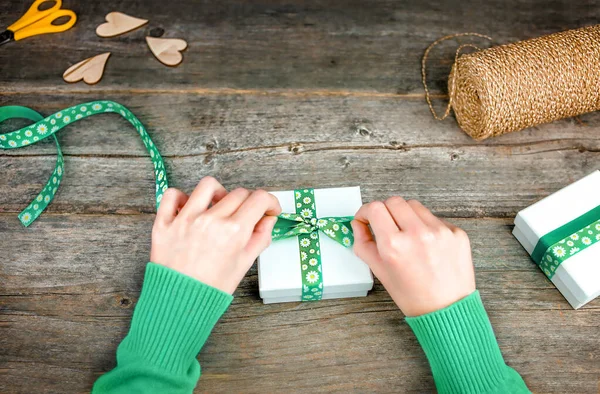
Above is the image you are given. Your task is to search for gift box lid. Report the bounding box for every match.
[513,170,600,308]
[258,186,373,300]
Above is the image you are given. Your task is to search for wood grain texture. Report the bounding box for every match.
[2,94,600,157]
[1,142,598,218]
[1,0,600,392]
[1,215,598,394]
[1,0,599,93]
[1,93,598,219]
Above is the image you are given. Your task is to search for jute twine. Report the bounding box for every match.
[422,25,600,140]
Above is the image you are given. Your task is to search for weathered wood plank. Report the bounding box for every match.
[2,309,599,393]
[1,94,600,159]
[1,0,599,93]
[0,215,561,294]
[1,144,598,218]
[1,215,599,392]
[2,302,599,393]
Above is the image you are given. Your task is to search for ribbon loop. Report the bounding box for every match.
[272,213,354,248]
[0,100,167,227]
[0,106,64,226]
[316,216,355,247]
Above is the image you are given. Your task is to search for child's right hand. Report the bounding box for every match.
[150,177,281,294]
[351,197,475,317]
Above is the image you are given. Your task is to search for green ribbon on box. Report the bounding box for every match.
[0,101,168,227]
[531,205,600,279]
[272,188,354,301]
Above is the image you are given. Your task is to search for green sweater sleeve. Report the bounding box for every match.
[92,263,233,394]
[405,291,529,394]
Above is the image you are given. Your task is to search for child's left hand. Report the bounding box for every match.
[150,177,281,294]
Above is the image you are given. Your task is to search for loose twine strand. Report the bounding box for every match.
[421,25,600,140]
[421,33,492,121]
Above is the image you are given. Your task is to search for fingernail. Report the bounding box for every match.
[259,216,277,232]
[267,215,278,229]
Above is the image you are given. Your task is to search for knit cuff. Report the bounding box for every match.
[118,262,233,375]
[406,291,510,394]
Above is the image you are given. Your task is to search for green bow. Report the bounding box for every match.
[270,188,354,301]
[272,213,355,247]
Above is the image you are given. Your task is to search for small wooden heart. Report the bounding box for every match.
[96,12,148,38]
[63,52,111,85]
[146,36,188,67]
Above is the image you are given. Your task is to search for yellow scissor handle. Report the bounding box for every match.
[8,0,63,32]
[12,9,76,41]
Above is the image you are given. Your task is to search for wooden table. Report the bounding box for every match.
[1,1,599,392]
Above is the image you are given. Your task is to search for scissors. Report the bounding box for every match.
[0,0,76,47]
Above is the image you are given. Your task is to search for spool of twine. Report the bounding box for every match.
[422,25,600,140]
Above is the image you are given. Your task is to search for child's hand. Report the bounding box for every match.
[351,197,475,317]
[150,177,281,294]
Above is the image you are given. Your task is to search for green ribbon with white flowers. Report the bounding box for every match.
[532,205,600,279]
[0,100,168,227]
[272,188,354,301]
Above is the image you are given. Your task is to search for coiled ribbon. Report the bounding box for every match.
[0,100,168,226]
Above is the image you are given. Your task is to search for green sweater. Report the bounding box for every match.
[93,263,529,393]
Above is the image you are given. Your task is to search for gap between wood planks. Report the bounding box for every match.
[0,213,518,220]
[1,139,599,159]
[1,87,446,99]
[2,301,598,314]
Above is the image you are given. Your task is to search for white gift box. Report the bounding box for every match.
[258,186,373,304]
[513,170,600,309]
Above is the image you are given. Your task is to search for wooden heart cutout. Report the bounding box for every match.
[63,52,111,85]
[96,12,148,38]
[146,37,188,67]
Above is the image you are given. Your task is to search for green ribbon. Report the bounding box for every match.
[272,188,354,301]
[0,100,168,227]
[531,205,600,279]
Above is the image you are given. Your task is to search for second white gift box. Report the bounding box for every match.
[258,186,373,304]
[513,170,600,309]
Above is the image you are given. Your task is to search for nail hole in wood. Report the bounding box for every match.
[150,27,165,38]
[339,156,350,169]
[289,144,302,154]
[358,126,370,136]
[390,141,409,151]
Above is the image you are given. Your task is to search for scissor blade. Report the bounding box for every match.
[0,30,14,46]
